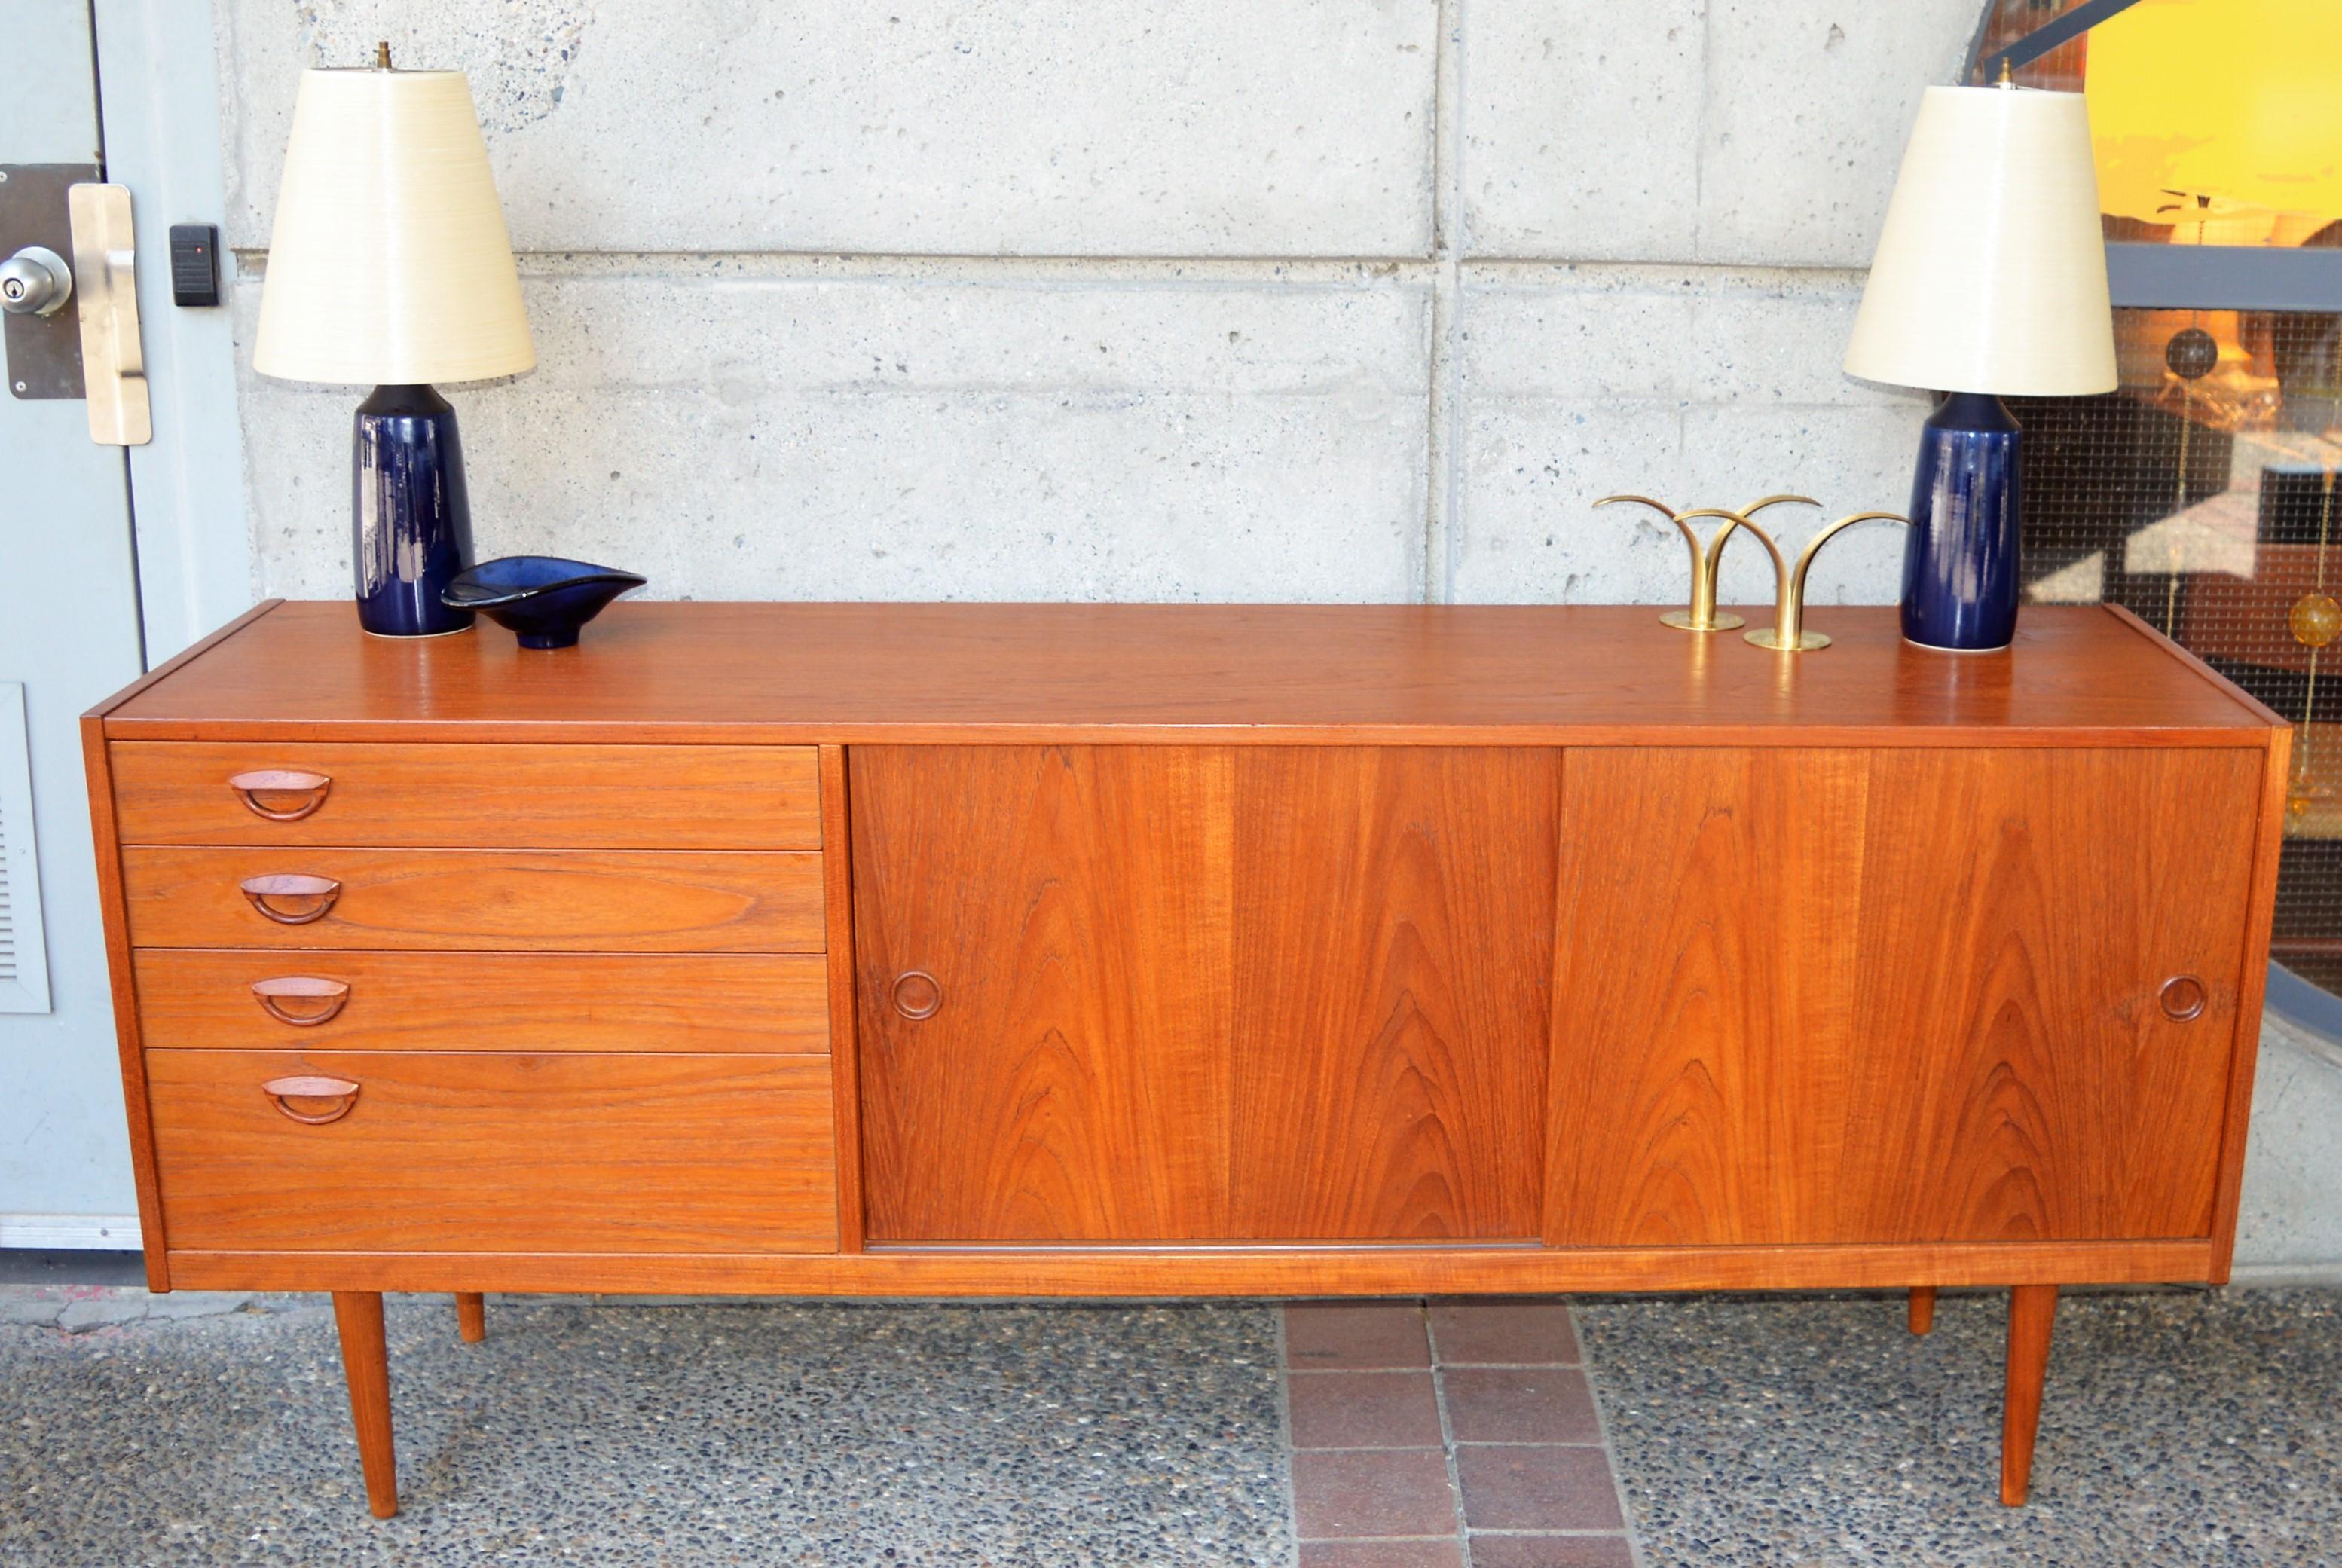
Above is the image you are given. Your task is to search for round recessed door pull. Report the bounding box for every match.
[891,970,943,1020]
[261,1075,360,1126]
[240,873,342,925]
[227,769,332,821]
[2160,974,2208,1022]
[250,975,352,1026]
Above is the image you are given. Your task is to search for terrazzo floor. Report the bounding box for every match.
[0,1292,1291,1567]
[5,1281,2340,1566]
[1577,1288,2342,1568]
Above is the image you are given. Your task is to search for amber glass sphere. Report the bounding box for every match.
[2291,592,2342,650]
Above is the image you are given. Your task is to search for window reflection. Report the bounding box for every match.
[1972,0,2342,992]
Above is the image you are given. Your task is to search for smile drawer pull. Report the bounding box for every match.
[240,873,342,925]
[227,769,332,821]
[251,975,352,1025]
[261,1075,360,1126]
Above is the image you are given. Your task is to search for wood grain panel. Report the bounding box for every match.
[121,847,824,952]
[1842,747,2260,1242]
[164,1236,2216,1299]
[1229,747,1559,1239]
[99,601,2276,748]
[1547,749,1870,1246]
[1548,747,2261,1249]
[110,741,821,848]
[133,951,829,1053]
[852,745,1235,1241]
[148,1050,838,1252]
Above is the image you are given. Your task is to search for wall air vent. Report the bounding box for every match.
[0,683,53,1013]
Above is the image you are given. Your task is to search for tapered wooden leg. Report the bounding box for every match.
[2000,1284,2059,1506]
[1907,1285,1937,1335]
[455,1291,486,1343]
[332,1291,399,1519]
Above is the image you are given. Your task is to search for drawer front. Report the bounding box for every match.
[135,951,830,1053]
[122,848,824,953]
[148,1050,839,1253]
[110,741,821,849]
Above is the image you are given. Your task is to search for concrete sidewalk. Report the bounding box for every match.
[4,1285,2337,1566]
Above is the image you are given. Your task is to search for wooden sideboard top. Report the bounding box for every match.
[93,598,2283,746]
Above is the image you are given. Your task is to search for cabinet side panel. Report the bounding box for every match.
[2209,729,2289,1280]
[82,714,168,1288]
[1229,747,1560,1239]
[852,746,1236,1241]
[1545,748,1870,1247]
[1846,748,2262,1242]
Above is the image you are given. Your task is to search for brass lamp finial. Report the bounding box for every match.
[375,40,393,70]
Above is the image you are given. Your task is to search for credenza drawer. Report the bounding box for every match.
[121,848,825,953]
[133,951,830,1053]
[148,1050,840,1254]
[110,741,822,849]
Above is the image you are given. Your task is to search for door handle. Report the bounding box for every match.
[0,246,72,316]
[66,183,149,445]
[0,162,99,402]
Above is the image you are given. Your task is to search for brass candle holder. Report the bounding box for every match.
[1727,509,1912,652]
[1594,494,1818,632]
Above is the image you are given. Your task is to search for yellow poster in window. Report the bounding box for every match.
[2085,0,2342,243]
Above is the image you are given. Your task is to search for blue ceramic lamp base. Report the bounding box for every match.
[1900,390,2022,653]
[353,384,476,637]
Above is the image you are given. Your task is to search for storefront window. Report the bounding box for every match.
[1973,1,2342,1001]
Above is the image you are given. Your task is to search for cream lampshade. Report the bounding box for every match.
[1845,83,2117,654]
[255,66,533,384]
[254,53,532,639]
[1846,86,2117,398]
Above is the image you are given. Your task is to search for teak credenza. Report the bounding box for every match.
[83,599,2288,1518]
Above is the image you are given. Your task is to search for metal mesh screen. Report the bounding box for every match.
[2016,310,2342,991]
[1966,2,2342,995]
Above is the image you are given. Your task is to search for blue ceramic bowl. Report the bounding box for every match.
[442,557,647,650]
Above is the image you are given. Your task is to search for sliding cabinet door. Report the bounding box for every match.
[851,745,1234,1241]
[1545,748,1870,1246]
[1228,747,1557,1239]
[1546,746,2261,1247]
[853,745,1560,1242]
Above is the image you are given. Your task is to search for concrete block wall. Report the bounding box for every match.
[209,1,2342,1273]
[215,0,1976,607]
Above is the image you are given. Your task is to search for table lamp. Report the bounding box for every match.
[253,44,534,637]
[1845,76,2117,652]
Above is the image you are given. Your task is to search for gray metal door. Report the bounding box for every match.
[2,0,246,1247]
